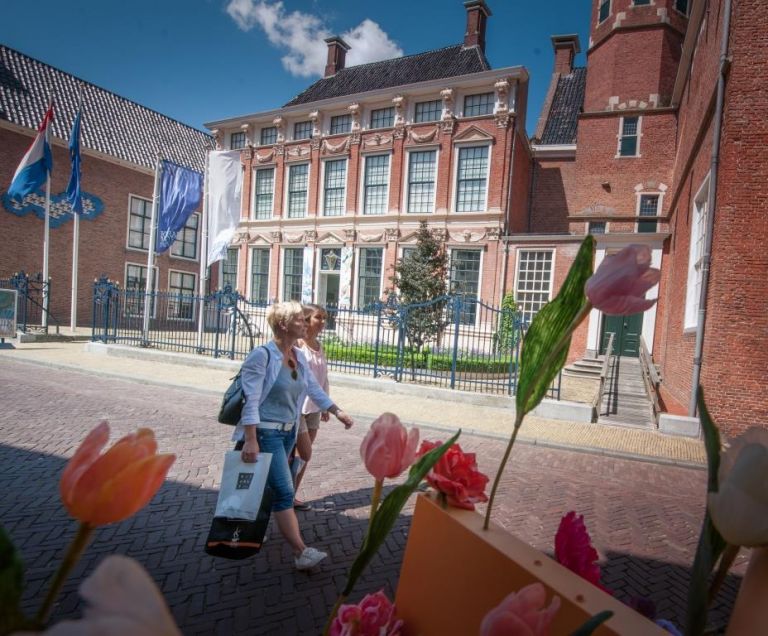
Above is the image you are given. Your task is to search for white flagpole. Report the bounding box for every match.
[196,149,210,352]
[42,172,51,331]
[142,156,162,345]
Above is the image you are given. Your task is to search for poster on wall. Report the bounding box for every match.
[0,289,18,338]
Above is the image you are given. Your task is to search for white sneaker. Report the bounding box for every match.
[294,547,327,570]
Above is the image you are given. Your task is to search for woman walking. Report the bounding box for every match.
[235,301,353,570]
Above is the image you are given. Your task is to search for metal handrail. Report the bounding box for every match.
[640,336,662,427]
[593,332,615,416]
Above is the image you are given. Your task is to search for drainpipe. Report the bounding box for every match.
[689,0,732,416]
[500,117,518,303]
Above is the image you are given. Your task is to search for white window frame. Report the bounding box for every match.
[166,269,197,322]
[259,126,278,146]
[597,0,611,24]
[284,162,311,219]
[354,246,385,307]
[222,247,239,292]
[126,194,153,253]
[514,248,556,326]
[403,147,440,214]
[448,247,484,327]
[587,221,609,235]
[359,152,392,216]
[292,120,313,141]
[461,92,495,118]
[635,191,663,233]
[451,142,492,213]
[684,175,710,331]
[123,262,158,318]
[170,212,200,261]
[251,166,276,220]
[230,131,247,150]
[328,113,352,136]
[616,116,642,158]
[280,246,305,302]
[411,98,444,124]
[248,246,271,304]
[369,106,395,130]
[320,157,348,217]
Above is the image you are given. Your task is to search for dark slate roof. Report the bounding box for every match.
[539,67,587,145]
[0,45,211,173]
[284,44,491,107]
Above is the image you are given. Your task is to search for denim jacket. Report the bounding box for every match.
[232,340,334,441]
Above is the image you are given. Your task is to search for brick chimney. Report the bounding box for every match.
[324,36,350,77]
[463,0,492,53]
[551,34,580,75]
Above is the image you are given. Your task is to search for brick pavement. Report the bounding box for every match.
[0,359,741,634]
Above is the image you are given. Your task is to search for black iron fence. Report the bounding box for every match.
[91,277,560,399]
[0,271,55,333]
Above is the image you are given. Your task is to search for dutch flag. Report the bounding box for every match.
[7,104,54,202]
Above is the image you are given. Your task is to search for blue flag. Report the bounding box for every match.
[156,160,203,254]
[66,109,83,214]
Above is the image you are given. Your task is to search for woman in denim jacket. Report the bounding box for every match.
[234,301,354,570]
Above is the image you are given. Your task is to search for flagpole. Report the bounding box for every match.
[142,156,162,346]
[42,172,51,332]
[196,149,211,353]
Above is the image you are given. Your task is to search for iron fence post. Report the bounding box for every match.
[373,301,382,379]
[213,290,222,359]
[449,296,461,390]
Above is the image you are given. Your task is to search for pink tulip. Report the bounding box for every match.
[480,583,561,636]
[329,590,403,636]
[555,511,609,593]
[360,413,419,481]
[585,244,660,315]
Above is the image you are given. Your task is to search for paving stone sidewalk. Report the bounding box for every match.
[0,357,740,635]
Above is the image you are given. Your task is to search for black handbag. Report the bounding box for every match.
[204,486,273,559]
[217,346,269,425]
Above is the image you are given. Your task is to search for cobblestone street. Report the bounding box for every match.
[0,359,741,634]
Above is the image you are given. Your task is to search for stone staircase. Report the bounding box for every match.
[562,356,603,379]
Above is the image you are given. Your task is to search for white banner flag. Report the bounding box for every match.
[206,150,243,266]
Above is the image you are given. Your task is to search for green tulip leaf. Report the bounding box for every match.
[341,430,461,597]
[0,525,26,635]
[570,610,614,635]
[684,388,726,636]
[516,235,594,416]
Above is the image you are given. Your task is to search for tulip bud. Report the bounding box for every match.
[360,413,419,481]
[585,244,660,316]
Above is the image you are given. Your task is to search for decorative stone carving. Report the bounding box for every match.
[240,123,252,146]
[494,79,510,111]
[432,228,447,242]
[408,127,438,144]
[348,103,361,131]
[287,145,311,158]
[274,144,285,157]
[440,88,454,119]
[309,111,321,138]
[494,112,512,128]
[270,231,282,243]
[385,228,400,241]
[322,137,350,155]
[285,232,305,244]
[360,232,385,243]
[350,131,361,146]
[579,203,615,217]
[440,119,456,135]
[344,229,357,242]
[210,129,223,149]
[273,117,285,143]
[255,150,275,164]
[363,133,393,148]
[392,95,406,126]
[237,230,251,244]
[485,227,501,241]
[393,125,406,140]
[310,136,322,151]
[304,230,317,243]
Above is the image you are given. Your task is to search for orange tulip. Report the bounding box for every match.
[60,421,175,526]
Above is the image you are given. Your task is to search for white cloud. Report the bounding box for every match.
[225,0,403,78]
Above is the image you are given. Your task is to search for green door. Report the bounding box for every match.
[601,313,643,357]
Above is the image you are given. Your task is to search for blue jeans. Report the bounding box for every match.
[256,427,296,512]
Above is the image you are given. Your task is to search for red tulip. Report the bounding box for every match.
[585,244,660,315]
[418,440,489,510]
[360,413,419,481]
[60,421,176,526]
[480,583,560,636]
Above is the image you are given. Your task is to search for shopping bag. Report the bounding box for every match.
[205,451,273,560]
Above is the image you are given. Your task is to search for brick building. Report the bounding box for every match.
[532,0,768,435]
[0,45,211,330]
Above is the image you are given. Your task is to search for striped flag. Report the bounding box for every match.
[7,104,54,201]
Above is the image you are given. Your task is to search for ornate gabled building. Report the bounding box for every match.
[205,1,531,322]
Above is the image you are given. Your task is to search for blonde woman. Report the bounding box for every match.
[234,301,354,570]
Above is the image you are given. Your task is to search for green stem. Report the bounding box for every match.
[369,479,383,521]
[35,522,95,625]
[483,302,592,531]
[322,593,347,636]
[708,543,740,604]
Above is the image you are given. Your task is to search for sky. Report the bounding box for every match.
[0,0,591,136]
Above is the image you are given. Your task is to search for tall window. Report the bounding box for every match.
[168,271,196,320]
[674,0,689,15]
[260,126,277,145]
[370,107,394,129]
[253,167,274,219]
[516,250,554,326]
[282,248,304,301]
[685,177,709,329]
[450,250,481,324]
[250,247,270,304]
[406,150,437,213]
[363,154,390,215]
[128,196,152,251]
[598,0,610,22]
[456,146,489,212]
[357,248,383,307]
[171,213,198,259]
[638,194,659,232]
[124,264,157,317]
[330,114,352,135]
[414,99,442,123]
[294,121,313,140]
[287,163,309,218]
[463,92,494,117]
[222,248,238,291]
[619,116,640,156]
[230,131,246,149]
[323,159,347,216]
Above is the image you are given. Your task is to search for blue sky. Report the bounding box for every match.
[0,0,590,135]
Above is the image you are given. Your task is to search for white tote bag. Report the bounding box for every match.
[214,451,272,520]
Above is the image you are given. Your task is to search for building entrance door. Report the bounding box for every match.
[318,248,341,329]
[600,312,643,357]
